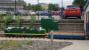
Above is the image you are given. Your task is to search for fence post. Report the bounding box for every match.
[50,31,54,50]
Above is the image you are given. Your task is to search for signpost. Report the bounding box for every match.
[50,31,54,50]
[41,18,59,50]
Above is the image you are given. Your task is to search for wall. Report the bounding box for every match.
[85,5,89,12]
[84,4,89,37]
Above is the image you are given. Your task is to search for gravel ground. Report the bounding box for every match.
[0,40,72,50]
[32,40,72,50]
[0,40,32,50]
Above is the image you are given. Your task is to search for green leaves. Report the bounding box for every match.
[73,0,86,8]
[24,3,43,11]
[31,4,43,11]
[41,19,59,32]
[48,4,59,11]
[30,16,36,29]
[4,16,13,22]
[15,16,21,27]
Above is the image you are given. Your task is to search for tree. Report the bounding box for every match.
[24,3,43,11]
[0,14,7,30]
[31,4,43,11]
[23,2,28,10]
[41,19,59,50]
[73,0,86,12]
[0,13,8,22]
[48,4,59,11]
[15,16,21,27]
[30,16,36,29]
[41,19,59,32]
[36,4,43,11]
[28,4,32,10]
[24,3,32,10]
[0,14,4,21]
[73,0,86,8]
[4,16,13,28]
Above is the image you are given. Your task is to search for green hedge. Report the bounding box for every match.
[41,19,59,32]
[4,28,45,34]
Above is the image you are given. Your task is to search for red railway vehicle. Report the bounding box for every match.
[64,5,81,19]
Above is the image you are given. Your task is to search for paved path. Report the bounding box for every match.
[61,40,89,50]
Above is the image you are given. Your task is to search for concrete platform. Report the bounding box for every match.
[52,32,85,35]
[48,32,85,39]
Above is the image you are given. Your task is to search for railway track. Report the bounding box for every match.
[0,19,86,39]
[0,33,48,38]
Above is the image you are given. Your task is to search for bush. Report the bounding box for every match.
[5,27,46,34]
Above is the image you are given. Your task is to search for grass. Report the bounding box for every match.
[0,40,32,49]
[5,33,46,35]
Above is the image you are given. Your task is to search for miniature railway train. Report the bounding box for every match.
[64,5,82,19]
